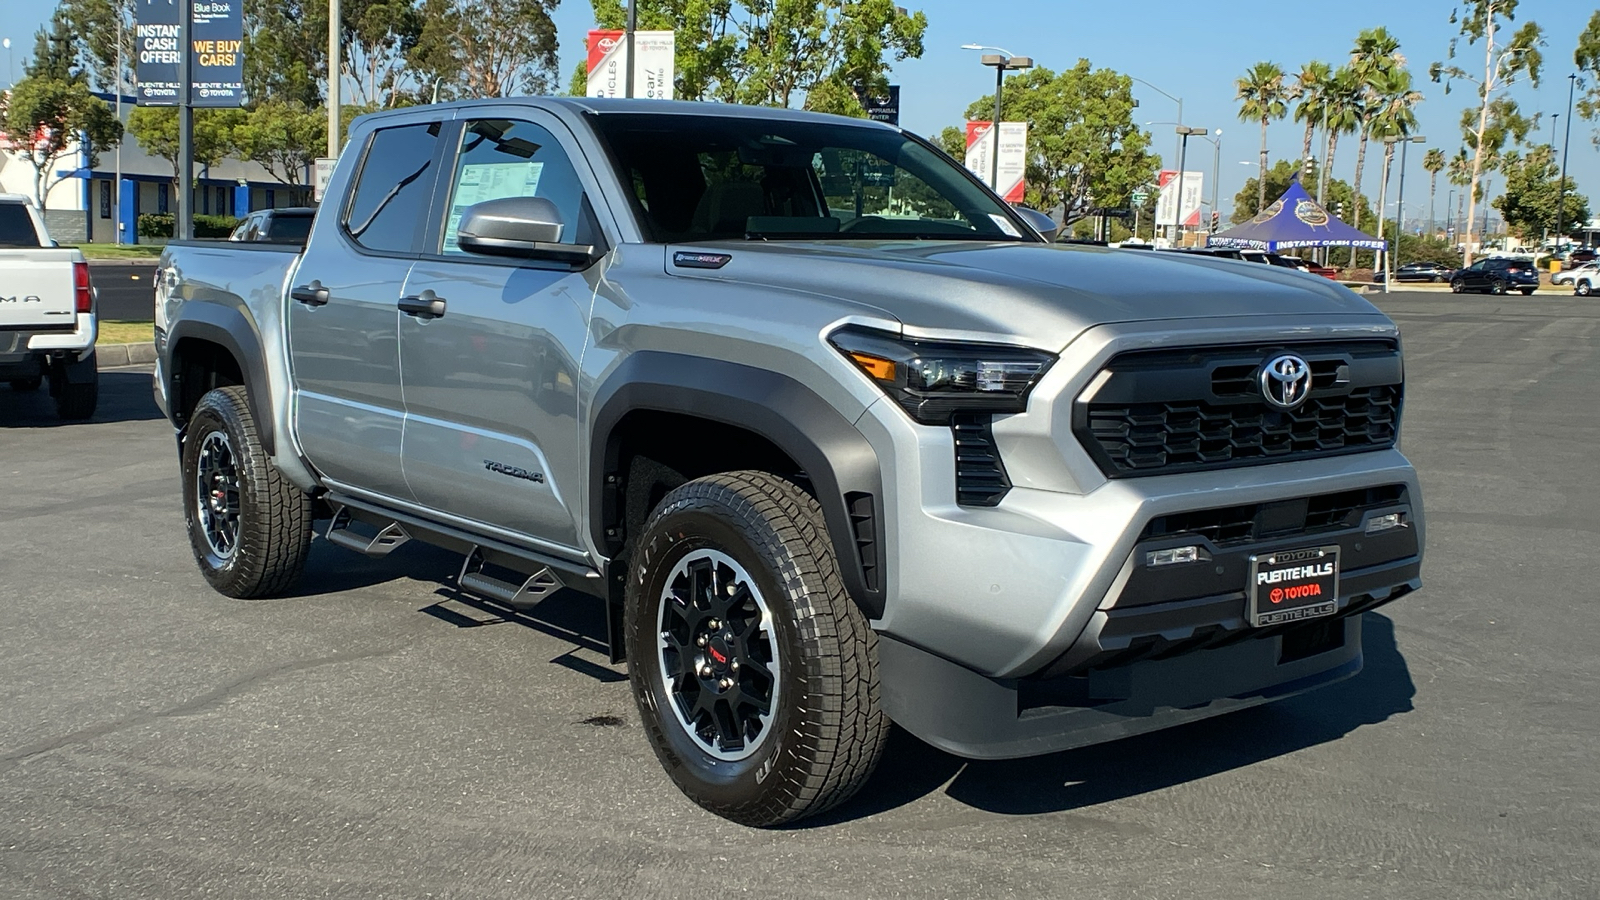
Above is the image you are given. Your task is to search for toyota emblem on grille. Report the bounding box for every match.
[1260,354,1312,409]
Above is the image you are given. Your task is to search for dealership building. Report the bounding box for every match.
[0,91,313,244]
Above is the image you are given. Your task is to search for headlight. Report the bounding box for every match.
[829,326,1056,425]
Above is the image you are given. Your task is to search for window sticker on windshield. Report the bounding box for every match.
[443,161,545,252]
[989,213,1021,238]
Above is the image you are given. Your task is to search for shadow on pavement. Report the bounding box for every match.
[812,612,1415,825]
[0,370,165,427]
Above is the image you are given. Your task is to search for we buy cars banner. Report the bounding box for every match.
[964,121,1028,204]
[586,30,676,100]
[1154,169,1204,228]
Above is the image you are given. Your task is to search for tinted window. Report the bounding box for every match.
[438,119,589,254]
[0,204,42,246]
[592,113,1031,243]
[266,213,314,243]
[345,121,443,253]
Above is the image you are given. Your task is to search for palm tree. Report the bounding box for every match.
[1236,61,1292,209]
[1318,66,1363,207]
[1369,67,1424,265]
[1347,27,1406,235]
[1422,147,1445,237]
[1293,60,1333,169]
[1447,149,1472,239]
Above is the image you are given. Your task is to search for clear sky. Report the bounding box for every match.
[3,0,1595,224]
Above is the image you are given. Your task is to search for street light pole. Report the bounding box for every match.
[1555,73,1577,256]
[1172,126,1209,247]
[176,0,194,240]
[328,0,341,156]
[964,47,1032,198]
[624,0,637,99]
[1388,134,1424,292]
[2,38,12,89]
[1132,77,1182,242]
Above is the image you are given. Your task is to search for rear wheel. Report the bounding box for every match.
[180,385,313,598]
[1520,287,1536,296]
[626,471,889,827]
[1490,278,1507,295]
[1431,274,1443,283]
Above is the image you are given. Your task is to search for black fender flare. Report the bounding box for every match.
[164,305,275,456]
[590,351,887,618]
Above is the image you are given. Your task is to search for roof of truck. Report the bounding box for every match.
[352,97,896,131]
[0,194,38,206]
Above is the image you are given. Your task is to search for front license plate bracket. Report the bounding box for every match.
[1249,545,1340,627]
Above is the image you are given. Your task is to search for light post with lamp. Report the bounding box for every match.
[1556,72,1577,260]
[1385,134,1425,290]
[1149,124,1222,236]
[961,45,1033,195]
[1171,126,1209,246]
[1131,77,1183,240]
[2,38,12,89]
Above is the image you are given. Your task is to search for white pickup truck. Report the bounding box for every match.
[0,194,98,419]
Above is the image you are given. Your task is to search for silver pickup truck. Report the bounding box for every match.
[1,194,98,418]
[154,99,1424,826]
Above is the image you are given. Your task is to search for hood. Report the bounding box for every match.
[666,240,1383,350]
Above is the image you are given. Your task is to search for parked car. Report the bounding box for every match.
[1551,262,1599,286]
[0,193,98,418]
[1376,262,1458,283]
[1564,247,1598,267]
[154,98,1424,827]
[1573,269,1600,296]
[228,207,315,244]
[1450,256,1540,295]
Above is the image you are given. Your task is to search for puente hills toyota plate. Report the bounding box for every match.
[1249,545,1340,627]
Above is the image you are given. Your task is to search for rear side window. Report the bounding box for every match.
[0,204,42,247]
[344,121,443,253]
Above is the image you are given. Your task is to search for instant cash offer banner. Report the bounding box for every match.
[136,0,245,107]
[586,30,676,100]
[1154,169,1205,229]
[964,121,1028,204]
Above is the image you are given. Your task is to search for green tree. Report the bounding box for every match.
[945,61,1157,227]
[243,0,328,106]
[1570,11,1600,141]
[1493,146,1590,242]
[338,0,425,107]
[412,0,559,99]
[1368,66,1423,259]
[0,77,123,209]
[0,13,123,210]
[1430,0,1544,264]
[127,107,246,191]
[1317,66,1362,206]
[231,101,327,184]
[1347,27,1406,236]
[58,0,136,92]
[1235,61,1290,209]
[1292,60,1333,166]
[1422,147,1445,235]
[579,0,926,110]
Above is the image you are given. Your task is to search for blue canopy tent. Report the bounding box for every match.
[1207,178,1385,252]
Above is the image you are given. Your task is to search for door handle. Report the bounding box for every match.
[398,292,447,319]
[290,281,329,306]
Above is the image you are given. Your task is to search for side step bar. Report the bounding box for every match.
[325,506,411,556]
[457,547,561,610]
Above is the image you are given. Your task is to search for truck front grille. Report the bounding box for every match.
[1075,341,1403,478]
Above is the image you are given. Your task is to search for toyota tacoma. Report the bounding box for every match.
[154,99,1424,826]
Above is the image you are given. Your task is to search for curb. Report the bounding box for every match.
[87,258,159,266]
[98,342,158,367]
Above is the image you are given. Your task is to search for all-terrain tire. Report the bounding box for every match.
[626,471,889,827]
[53,374,98,420]
[180,385,313,598]
[9,376,42,392]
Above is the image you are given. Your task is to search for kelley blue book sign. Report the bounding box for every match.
[136,0,244,107]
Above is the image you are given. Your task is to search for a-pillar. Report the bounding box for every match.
[233,183,251,218]
[118,178,138,245]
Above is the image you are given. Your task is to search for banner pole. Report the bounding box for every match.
[624,0,636,99]
[177,0,193,241]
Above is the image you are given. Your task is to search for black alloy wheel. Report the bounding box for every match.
[627,471,889,827]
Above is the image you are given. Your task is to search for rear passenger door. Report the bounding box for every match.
[288,117,447,503]
[397,111,610,555]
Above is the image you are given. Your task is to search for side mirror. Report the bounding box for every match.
[457,196,596,265]
[1014,207,1059,242]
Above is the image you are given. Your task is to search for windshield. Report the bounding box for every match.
[589,113,1035,243]
[265,213,314,243]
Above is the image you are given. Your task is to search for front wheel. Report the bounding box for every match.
[1450,279,1465,294]
[626,471,889,827]
[1431,275,1443,283]
[1577,281,1593,297]
[180,385,313,598]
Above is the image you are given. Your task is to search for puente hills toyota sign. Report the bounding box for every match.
[136,0,245,107]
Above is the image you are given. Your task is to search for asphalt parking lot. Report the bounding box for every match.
[1,291,1596,899]
[89,263,157,322]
